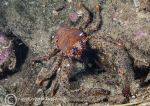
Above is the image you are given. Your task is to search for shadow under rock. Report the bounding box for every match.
[134,66,150,87]
[70,45,107,82]
[0,31,29,79]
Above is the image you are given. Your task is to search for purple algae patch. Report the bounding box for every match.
[0,32,12,65]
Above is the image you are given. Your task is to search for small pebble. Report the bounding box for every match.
[58,68,61,71]
[56,104,62,106]
[77,10,83,16]
[66,64,70,67]
[67,0,72,3]
[133,0,140,8]
[53,10,59,16]
[132,95,136,99]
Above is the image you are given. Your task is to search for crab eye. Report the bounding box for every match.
[71,47,78,55]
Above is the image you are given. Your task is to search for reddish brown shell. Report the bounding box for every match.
[56,27,87,57]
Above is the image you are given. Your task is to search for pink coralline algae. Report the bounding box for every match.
[68,12,79,22]
[0,32,15,70]
[133,30,149,40]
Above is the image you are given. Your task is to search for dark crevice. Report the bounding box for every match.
[69,44,107,82]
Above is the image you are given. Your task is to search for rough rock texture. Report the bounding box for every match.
[0,0,149,106]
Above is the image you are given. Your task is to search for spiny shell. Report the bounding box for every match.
[56,27,87,58]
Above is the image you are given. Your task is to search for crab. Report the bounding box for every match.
[0,32,16,73]
[32,2,147,103]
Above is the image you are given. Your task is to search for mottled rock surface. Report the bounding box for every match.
[0,0,149,106]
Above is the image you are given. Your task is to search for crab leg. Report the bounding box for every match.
[36,54,62,87]
[89,35,137,98]
[64,88,110,103]
[32,48,60,62]
[58,59,110,103]
[75,3,91,29]
[84,4,101,34]
[45,58,69,96]
[45,68,60,96]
